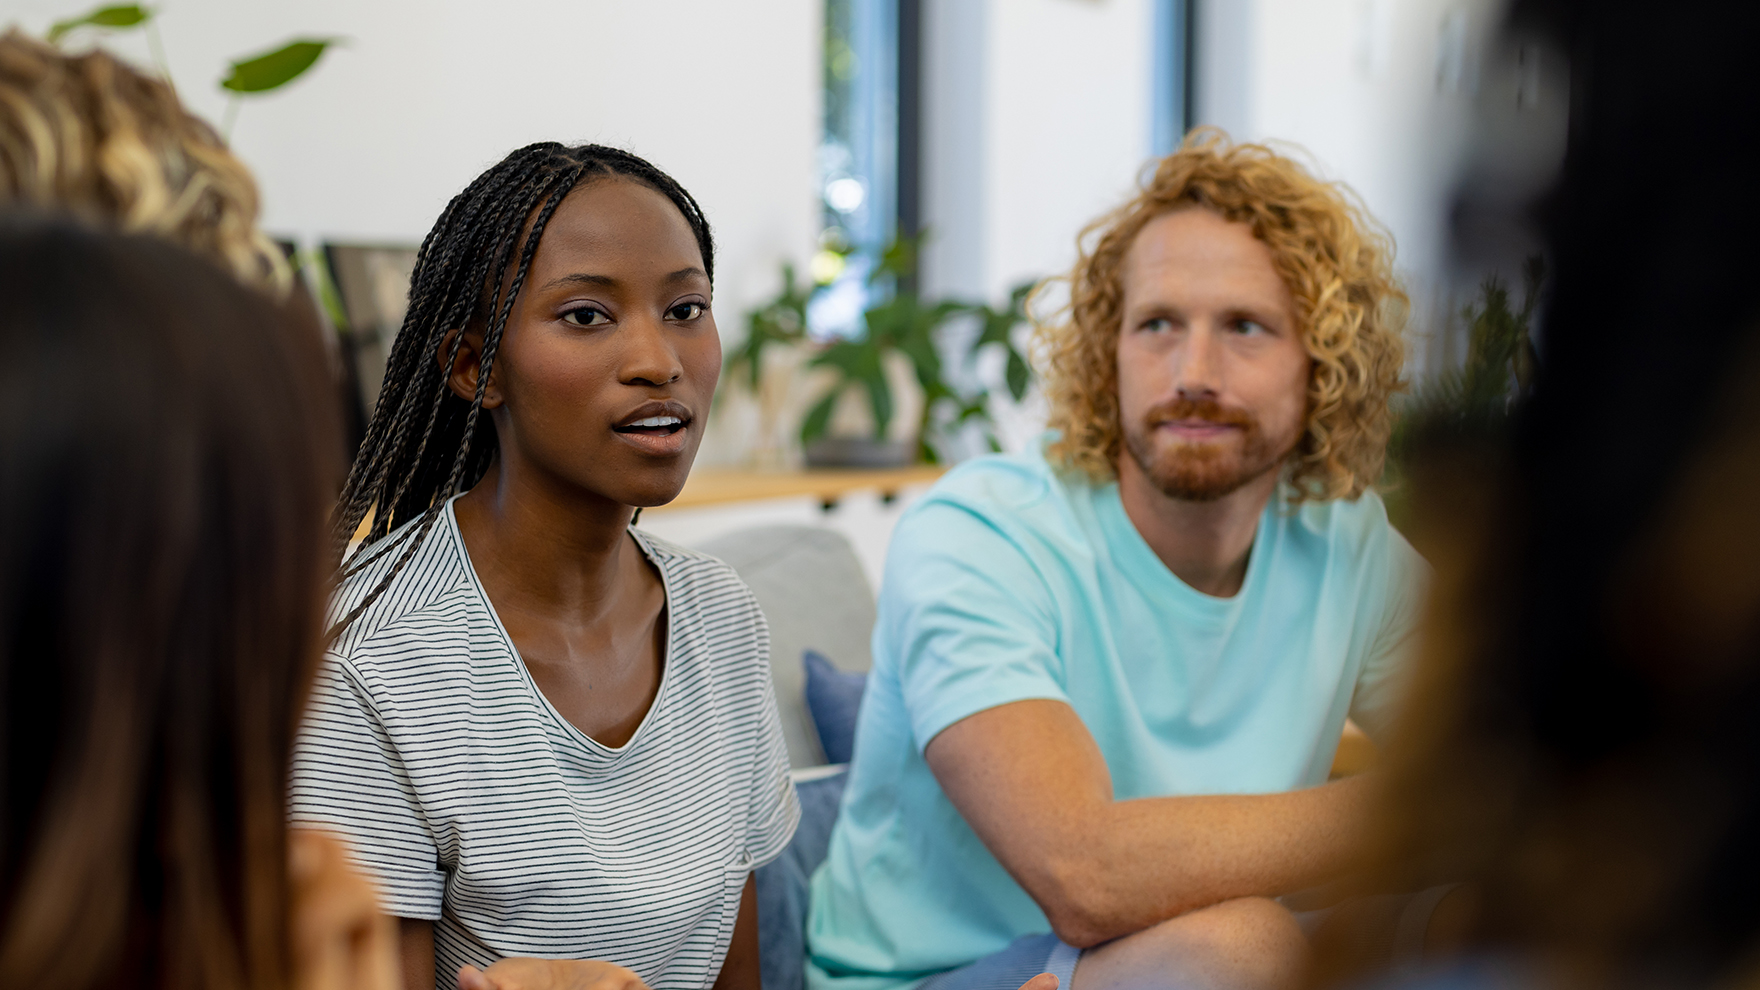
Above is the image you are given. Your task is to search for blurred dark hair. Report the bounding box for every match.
[1350,0,1760,985]
[0,217,342,990]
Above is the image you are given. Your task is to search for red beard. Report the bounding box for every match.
[1124,397,1294,501]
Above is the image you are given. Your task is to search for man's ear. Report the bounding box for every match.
[438,328,503,408]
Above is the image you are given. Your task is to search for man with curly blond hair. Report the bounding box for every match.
[808,132,1428,990]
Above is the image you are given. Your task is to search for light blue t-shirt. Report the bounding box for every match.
[805,446,1427,990]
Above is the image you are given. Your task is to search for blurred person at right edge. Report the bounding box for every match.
[1310,1,1760,988]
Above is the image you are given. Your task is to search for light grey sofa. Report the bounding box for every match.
[696,524,875,767]
[695,524,873,990]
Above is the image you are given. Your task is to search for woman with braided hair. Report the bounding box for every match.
[290,144,797,990]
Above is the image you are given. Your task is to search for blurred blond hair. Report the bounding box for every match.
[1036,128,1407,501]
[0,28,288,293]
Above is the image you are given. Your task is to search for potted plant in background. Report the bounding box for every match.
[725,234,1038,468]
[721,261,817,469]
[1383,255,1545,534]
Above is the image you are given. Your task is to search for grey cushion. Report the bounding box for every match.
[804,650,867,765]
[696,525,875,767]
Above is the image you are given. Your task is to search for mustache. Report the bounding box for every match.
[1144,397,1255,429]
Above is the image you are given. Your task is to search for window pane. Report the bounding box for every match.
[814,0,899,337]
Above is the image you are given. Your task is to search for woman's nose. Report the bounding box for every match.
[620,316,683,386]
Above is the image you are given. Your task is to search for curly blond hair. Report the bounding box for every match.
[0,29,288,293]
[1037,128,1407,501]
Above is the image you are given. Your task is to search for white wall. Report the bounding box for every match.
[921,0,1156,306]
[1194,0,1504,370]
[918,0,1158,454]
[8,0,822,361]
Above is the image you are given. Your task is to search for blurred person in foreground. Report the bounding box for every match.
[1312,1,1760,988]
[0,27,289,292]
[808,131,1419,990]
[0,218,394,990]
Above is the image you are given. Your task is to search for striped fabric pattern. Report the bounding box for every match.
[291,500,799,989]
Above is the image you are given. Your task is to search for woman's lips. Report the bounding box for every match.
[611,421,691,457]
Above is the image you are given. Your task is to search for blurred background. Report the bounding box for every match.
[3,0,1558,584]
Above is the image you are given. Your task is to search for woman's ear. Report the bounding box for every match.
[437,329,503,408]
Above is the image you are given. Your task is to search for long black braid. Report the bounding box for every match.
[329,143,715,636]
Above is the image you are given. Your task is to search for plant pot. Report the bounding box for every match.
[803,437,914,469]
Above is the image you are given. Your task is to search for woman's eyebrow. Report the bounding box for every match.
[662,266,708,285]
[538,268,706,292]
[539,272,617,292]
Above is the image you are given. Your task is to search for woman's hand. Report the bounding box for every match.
[457,959,649,990]
[289,829,402,990]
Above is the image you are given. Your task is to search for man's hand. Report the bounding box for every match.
[456,959,648,990]
[924,699,1374,947]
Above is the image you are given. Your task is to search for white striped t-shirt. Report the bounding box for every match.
[290,499,799,989]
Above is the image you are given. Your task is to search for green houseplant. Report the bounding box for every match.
[47,3,338,136]
[1383,255,1545,531]
[1391,255,1544,449]
[726,236,1037,466]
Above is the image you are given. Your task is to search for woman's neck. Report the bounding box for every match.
[452,458,644,623]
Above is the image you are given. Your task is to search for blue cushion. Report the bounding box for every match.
[756,767,848,990]
[803,649,867,765]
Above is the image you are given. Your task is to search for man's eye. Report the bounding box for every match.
[1140,317,1173,333]
[1231,319,1267,335]
[561,306,610,327]
[668,301,706,322]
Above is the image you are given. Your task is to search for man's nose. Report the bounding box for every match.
[1174,324,1223,400]
[620,315,683,387]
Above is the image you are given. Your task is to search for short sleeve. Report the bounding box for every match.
[290,653,445,920]
[1348,528,1431,747]
[881,499,1070,753]
[742,598,801,868]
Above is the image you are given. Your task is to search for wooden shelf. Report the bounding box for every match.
[651,465,948,512]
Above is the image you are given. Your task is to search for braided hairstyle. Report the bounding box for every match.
[330,143,714,634]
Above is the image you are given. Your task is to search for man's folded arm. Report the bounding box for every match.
[923,699,1374,948]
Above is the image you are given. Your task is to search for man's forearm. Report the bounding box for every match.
[1040,774,1375,945]
[926,699,1377,948]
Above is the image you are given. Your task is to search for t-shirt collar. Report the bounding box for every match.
[1092,477,1278,613]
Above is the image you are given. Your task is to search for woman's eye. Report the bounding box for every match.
[668,301,706,322]
[1231,318,1268,336]
[561,306,610,327]
[1140,317,1173,334]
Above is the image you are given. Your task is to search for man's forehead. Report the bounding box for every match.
[1122,208,1293,310]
